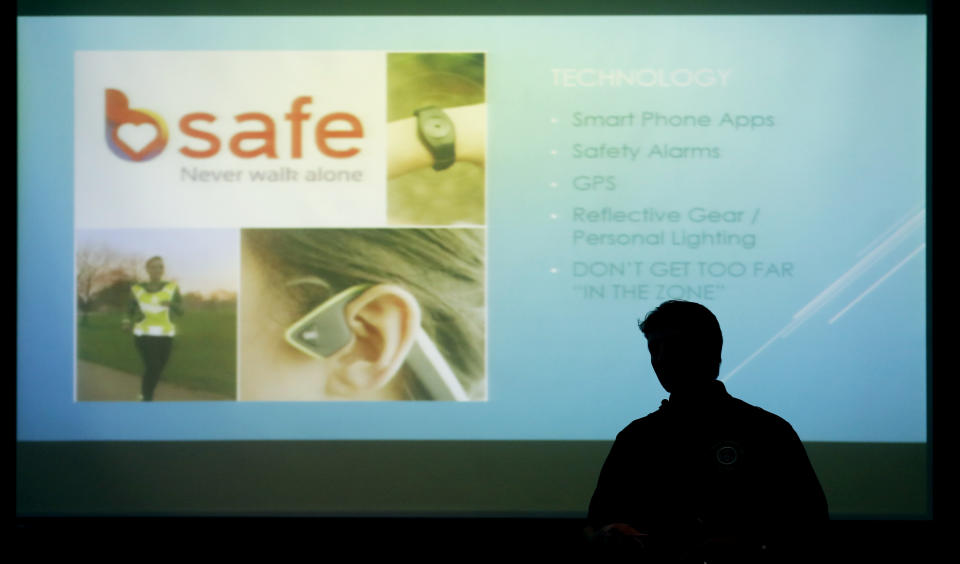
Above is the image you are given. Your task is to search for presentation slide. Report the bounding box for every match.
[17,4,931,519]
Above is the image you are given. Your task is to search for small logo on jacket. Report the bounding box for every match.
[714,440,742,468]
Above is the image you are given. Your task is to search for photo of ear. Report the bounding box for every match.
[238,228,486,401]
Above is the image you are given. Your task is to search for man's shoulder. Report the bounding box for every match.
[615,394,798,438]
[726,394,800,438]
[616,402,670,437]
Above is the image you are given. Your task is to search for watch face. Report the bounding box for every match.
[424,116,452,139]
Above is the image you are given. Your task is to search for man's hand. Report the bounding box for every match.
[592,522,649,547]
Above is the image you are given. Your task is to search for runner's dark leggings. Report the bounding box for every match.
[134,336,173,401]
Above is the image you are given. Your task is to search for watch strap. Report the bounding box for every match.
[414,106,456,171]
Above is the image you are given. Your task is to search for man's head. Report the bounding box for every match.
[145,256,164,282]
[638,300,722,394]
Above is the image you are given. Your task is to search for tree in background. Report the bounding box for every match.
[76,246,139,324]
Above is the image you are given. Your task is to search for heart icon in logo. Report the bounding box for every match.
[105,89,168,162]
[117,123,159,154]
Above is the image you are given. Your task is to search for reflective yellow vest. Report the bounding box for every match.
[131,282,178,337]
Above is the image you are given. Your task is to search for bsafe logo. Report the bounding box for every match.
[105,89,169,162]
[104,89,364,163]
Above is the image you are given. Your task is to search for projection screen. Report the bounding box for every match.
[17,1,933,520]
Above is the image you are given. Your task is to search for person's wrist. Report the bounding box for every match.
[445,104,484,164]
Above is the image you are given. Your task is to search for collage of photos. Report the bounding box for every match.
[75,52,487,402]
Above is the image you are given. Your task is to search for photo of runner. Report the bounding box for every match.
[75,229,238,401]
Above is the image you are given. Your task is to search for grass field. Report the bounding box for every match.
[77,309,236,398]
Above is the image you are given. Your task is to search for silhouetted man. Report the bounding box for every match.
[588,300,828,562]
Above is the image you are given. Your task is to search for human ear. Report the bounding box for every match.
[325,284,421,396]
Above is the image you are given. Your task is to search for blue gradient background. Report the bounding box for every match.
[18,16,926,441]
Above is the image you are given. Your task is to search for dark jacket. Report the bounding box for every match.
[588,380,827,557]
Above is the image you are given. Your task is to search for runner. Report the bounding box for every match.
[122,256,183,401]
